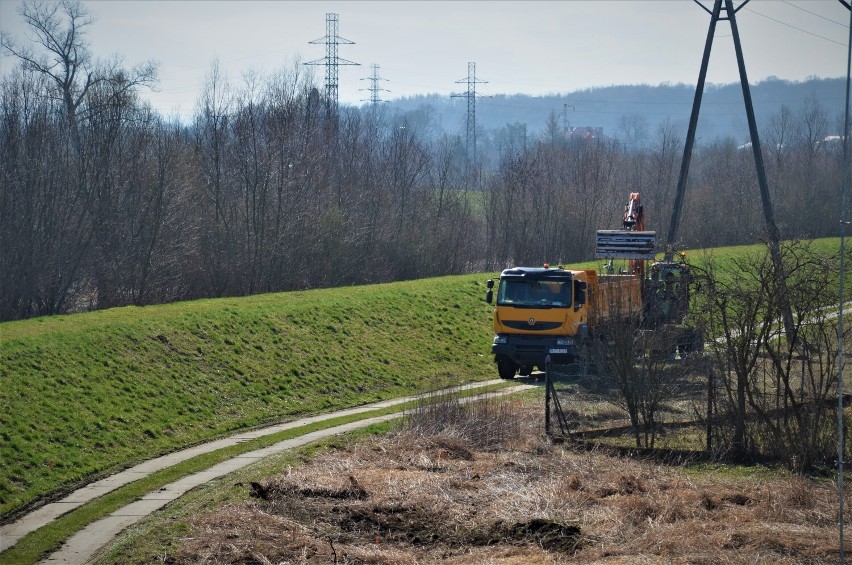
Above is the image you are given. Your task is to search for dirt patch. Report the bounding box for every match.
[173,402,842,564]
[490,518,581,552]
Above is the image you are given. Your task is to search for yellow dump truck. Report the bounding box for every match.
[486,193,703,379]
[485,266,643,379]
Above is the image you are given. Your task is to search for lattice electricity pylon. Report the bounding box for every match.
[451,62,488,166]
[360,64,390,114]
[666,0,795,344]
[306,13,359,114]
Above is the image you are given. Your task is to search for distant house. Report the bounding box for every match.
[737,141,786,151]
[565,126,608,142]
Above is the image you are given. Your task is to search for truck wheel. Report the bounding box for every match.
[497,358,518,380]
[518,365,533,377]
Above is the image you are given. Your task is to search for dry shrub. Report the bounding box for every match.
[172,397,843,564]
[178,505,328,564]
[402,391,537,450]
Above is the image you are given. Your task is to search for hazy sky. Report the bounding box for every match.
[1,0,849,121]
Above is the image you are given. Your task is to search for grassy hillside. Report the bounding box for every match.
[0,274,500,518]
[1,237,844,520]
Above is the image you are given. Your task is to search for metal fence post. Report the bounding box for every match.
[545,354,552,436]
[707,365,713,452]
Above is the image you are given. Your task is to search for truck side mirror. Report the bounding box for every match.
[574,280,587,308]
[486,279,494,289]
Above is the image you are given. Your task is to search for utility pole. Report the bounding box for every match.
[306,13,359,115]
[665,0,795,347]
[451,62,488,170]
[835,4,851,563]
[360,64,390,115]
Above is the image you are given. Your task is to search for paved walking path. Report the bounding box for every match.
[0,379,532,564]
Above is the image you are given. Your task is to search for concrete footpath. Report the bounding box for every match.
[0,380,532,563]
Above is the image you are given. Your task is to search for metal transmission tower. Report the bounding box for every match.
[360,64,390,112]
[665,0,794,346]
[306,13,359,114]
[452,62,488,165]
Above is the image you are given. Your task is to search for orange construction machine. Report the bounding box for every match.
[485,192,702,379]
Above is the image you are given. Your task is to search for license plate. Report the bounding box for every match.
[549,348,568,354]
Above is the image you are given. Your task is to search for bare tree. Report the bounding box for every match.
[1,0,156,147]
[754,242,842,469]
[617,113,649,150]
[694,241,845,469]
[542,109,562,146]
[591,307,692,448]
[794,95,829,166]
[764,104,792,173]
[0,0,161,315]
[647,118,681,229]
[131,117,193,305]
[383,120,430,244]
[194,59,236,295]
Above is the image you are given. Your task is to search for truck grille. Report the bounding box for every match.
[502,321,562,331]
[511,335,557,352]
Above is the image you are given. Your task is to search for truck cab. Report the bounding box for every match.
[486,267,588,379]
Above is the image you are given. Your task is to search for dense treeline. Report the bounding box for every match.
[0,58,483,320]
[0,0,846,322]
[485,101,844,266]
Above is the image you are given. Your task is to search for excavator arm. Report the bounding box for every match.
[595,193,656,277]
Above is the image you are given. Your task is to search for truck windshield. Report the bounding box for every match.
[497,280,571,308]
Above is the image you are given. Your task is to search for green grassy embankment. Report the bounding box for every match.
[0,274,500,519]
[1,237,845,522]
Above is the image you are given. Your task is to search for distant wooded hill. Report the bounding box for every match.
[375,77,847,145]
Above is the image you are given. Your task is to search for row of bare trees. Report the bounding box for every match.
[0,55,484,320]
[1,1,488,321]
[1,0,847,322]
[484,97,845,269]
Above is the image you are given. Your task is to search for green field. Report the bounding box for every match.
[0,237,845,522]
[0,274,505,519]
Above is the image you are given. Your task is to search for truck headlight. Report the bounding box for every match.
[493,335,508,345]
[556,337,573,346]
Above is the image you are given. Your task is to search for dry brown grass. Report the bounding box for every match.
[173,397,845,564]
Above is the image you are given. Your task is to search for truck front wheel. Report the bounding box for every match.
[497,357,518,380]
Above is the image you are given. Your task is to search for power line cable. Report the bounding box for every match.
[744,6,847,46]
[780,0,847,27]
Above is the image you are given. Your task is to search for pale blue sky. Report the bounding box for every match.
[1,0,849,121]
